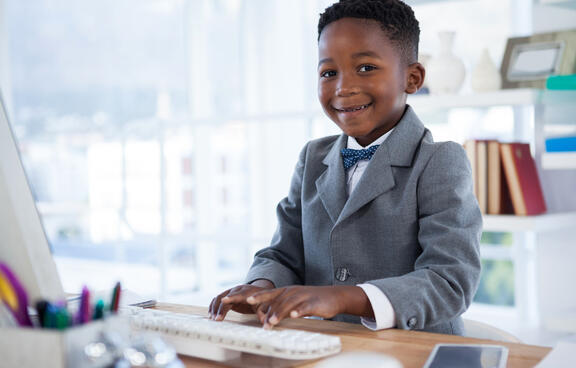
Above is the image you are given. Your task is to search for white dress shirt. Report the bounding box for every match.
[345,132,397,331]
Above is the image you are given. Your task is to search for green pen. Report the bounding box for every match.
[44,304,57,328]
[93,299,104,320]
[55,308,70,330]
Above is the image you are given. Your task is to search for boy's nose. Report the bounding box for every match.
[335,75,360,97]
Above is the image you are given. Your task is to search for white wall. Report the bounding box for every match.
[533,3,576,33]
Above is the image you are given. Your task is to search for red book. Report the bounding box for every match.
[500,143,547,216]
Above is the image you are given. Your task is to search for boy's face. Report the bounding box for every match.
[318,18,423,146]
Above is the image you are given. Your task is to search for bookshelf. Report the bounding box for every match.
[539,0,576,9]
[410,88,576,211]
[541,152,576,169]
[408,88,540,110]
[409,88,576,334]
[409,88,576,112]
[483,212,576,232]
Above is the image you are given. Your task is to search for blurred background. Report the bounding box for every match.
[1,0,575,346]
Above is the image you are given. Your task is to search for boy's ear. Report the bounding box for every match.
[405,62,425,94]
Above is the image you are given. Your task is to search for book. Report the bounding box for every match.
[546,74,576,90]
[545,136,576,152]
[500,143,547,216]
[499,163,515,215]
[476,141,488,214]
[487,141,501,214]
[486,140,514,215]
[464,139,493,214]
[464,140,478,203]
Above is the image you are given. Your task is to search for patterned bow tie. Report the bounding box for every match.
[341,145,380,170]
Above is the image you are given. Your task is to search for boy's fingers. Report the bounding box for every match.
[221,287,257,304]
[210,289,234,319]
[210,299,223,319]
[215,300,233,321]
[262,304,276,329]
[289,301,314,319]
[247,288,283,305]
[209,295,225,318]
[208,297,216,318]
[266,294,307,326]
[256,303,270,325]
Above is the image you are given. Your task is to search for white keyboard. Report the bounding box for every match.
[121,307,342,362]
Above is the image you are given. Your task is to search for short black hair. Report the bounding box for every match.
[318,0,420,64]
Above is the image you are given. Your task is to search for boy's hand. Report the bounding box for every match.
[209,279,274,321]
[246,285,371,329]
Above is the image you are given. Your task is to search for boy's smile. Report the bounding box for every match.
[318,18,423,146]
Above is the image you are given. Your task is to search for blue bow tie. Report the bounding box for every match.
[341,145,380,170]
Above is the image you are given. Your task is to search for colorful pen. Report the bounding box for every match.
[93,299,104,320]
[36,300,49,327]
[111,282,121,313]
[56,307,70,330]
[44,303,57,328]
[78,286,91,324]
[0,263,33,327]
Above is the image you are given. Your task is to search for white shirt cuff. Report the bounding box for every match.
[357,283,397,330]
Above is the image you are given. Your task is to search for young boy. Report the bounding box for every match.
[209,0,481,335]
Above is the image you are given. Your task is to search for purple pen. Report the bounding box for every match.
[0,263,33,327]
[78,286,91,324]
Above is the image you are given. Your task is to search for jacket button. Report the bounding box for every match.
[407,317,418,329]
[335,267,350,282]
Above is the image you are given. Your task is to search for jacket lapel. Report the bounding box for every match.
[337,145,395,223]
[337,106,428,225]
[315,134,348,224]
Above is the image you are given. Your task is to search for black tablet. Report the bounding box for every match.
[423,344,509,368]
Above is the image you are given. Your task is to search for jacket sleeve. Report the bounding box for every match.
[367,141,482,330]
[244,143,309,287]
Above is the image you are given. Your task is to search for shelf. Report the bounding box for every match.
[542,152,576,169]
[544,313,576,332]
[539,0,576,9]
[408,88,541,111]
[408,89,576,111]
[483,212,576,232]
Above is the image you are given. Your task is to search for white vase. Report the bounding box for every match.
[426,31,466,95]
[471,48,501,92]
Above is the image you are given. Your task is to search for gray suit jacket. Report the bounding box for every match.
[245,106,482,335]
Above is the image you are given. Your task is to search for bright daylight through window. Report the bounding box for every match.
[2,0,513,308]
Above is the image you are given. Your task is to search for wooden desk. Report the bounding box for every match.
[156,303,551,368]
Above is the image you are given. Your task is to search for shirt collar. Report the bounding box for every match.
[347,129,394,150]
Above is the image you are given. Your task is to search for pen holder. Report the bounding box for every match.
[0,315,129,368]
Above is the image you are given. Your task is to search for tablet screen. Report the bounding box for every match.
[424,344,508,368]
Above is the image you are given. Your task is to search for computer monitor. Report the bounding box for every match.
[0,91,65,305]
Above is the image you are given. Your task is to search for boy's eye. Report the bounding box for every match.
[320,70,337,78]
[358,65,376,72]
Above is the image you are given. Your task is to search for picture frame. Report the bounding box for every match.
[500,30,576,89]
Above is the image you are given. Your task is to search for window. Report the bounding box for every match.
[3,0,514,308]
[3,0,333,302]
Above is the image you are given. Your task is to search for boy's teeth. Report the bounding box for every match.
[342,104,370,112]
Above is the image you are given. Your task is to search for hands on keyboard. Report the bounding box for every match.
[121,307,342,362]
